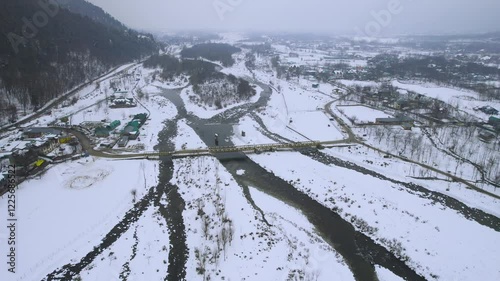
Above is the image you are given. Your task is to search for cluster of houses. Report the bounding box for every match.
[94,120,121,138]
[1,127,80,179]
[109,97,137,108]
[117,113,148,148]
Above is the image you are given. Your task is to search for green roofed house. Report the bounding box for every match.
[134,113,148,124]
[122,121,140,140]
[106,120,121,131]
[94,127,110,138]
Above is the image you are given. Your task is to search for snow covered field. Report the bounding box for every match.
[180,85,262,119]
[247,151,500,281]
[337,105,392,124]
[288,111,344,141]
[0,158,159,281]
[232,116,276,146]
[392,81,500,121]
[325,145,500,218]
[392,81,478,100]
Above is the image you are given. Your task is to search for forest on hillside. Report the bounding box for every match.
[144,54,256,109]
[0,0,157,123]
[180,43,241,67]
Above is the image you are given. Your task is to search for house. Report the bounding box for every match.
[117,136,129,147]
[477,106,499,115]
[106,120,121,131]
[109,98,137,108]
[489,116,500,130]
[33,139,59,155]
[376,115,414,125]
[22,127,62,140]
[333,70,343,78]
[478,131,496,143]
[9,148,39,175]
[94,127,110,138]
[133,114,148,125]
[402,123,413,130]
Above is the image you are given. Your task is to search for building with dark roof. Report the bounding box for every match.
[22,127,62,139]
[117,136,129,147]
[376,115,414,125]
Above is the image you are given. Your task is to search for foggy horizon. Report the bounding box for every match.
[87,0,500,36]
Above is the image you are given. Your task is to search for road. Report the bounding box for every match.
[324,92,500,200]
[0,62,141,135]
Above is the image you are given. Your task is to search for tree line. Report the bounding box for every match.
[180,43,241,67]
[0,0,157,122]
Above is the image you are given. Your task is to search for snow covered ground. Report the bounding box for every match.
[288,111,344,141]
[2,38,499,281]
[174,119,207,150]
[78,205,170,281]
[232,116,276,146]
[180,85,262,119]
[392,81,500,121]
[325,145,500,218]
[171,155,356,281]
[247,151,500,281]
[337,105,392,124]
[0,158,159,281]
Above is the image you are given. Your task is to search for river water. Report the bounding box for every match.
[46,79,497,280]
[158,85,426,281]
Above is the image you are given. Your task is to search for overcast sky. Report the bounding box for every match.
[86,0,500,35]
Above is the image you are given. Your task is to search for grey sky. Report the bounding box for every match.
[86,0,500,35]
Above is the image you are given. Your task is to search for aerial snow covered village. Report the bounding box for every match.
[1,32,500,281]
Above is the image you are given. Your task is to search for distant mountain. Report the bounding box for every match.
[0,0,157,118]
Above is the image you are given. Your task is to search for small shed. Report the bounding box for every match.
[94,127,110,138]
[479,131,496,143]
[117,136,129,147]
[106,120,121,131]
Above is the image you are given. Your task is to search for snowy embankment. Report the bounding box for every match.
[55,65,178,152]
[232,116,276,146]
[174,119,207,150]
[180,85,262,119]
[247,151,500,281]
[171,156,355,281]
[256,78,343,142]
[325,145,500,218]
[0,158,160,281]
[79,205,170,281]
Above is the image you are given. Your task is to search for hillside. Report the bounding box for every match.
[59,0,127,32]
[0,0,157,123]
